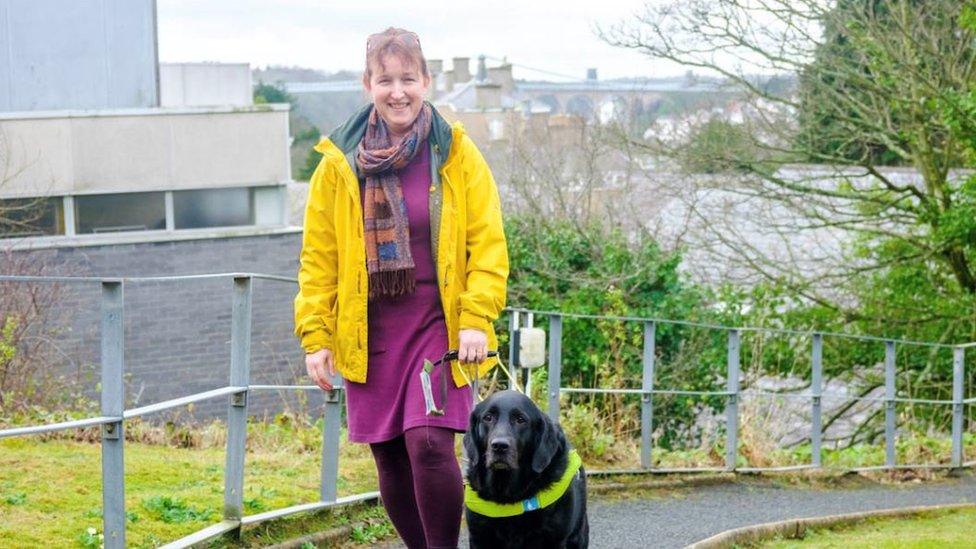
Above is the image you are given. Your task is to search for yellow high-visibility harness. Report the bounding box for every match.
[464,450,583,518]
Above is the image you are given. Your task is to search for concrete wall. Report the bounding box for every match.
[0,0,158,112]
[9,230,321,420]
[0,106,291,199]
[160,63,252,108]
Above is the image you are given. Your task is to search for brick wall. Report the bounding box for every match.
[7,231,327,420]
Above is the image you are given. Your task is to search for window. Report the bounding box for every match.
[0,197,64,237]
[174,187,252,229]
[253,186,283,226]
[75,192,166,234]
[488,118,505,141]
[4,185,284,239]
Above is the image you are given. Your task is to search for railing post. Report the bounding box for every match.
[547,315,562,422]
[100,280,126,549]
[951,347,965,468]
[725,329,740,471]
[811,333,823,469]
[224,276,252,526]
[884,340,897,468]
[320,381,343,503]
[641,321,656,470]
[508,310,520,388]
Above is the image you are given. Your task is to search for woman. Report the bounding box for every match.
[293,28,509,548]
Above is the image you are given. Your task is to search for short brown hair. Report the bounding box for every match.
[364,27,429,79]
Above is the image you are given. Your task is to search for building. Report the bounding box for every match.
[0,0,309,419]
[0,100,291,243]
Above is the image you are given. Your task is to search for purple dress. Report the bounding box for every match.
[346,140,472,443]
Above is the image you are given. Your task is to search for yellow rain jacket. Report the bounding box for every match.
[293,103,509,387]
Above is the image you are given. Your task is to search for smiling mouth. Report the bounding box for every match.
[388,102,410,111]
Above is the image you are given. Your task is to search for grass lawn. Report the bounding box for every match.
[1,412,972,548]
[0,431,379,548]
[762,508,976,548]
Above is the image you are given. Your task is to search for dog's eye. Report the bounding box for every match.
[514,414,526,424]
[482,413,494,423]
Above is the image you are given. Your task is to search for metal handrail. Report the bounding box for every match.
[5,385,965,441]
[0,416,121,438]
[0,385,331,439]
[123,386,246,419]
[505,306,968,349]
[0,272,300,284]
[4,274,974,348]
[1,273,972,548]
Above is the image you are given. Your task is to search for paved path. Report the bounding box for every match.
[589,474,976,548]
[375,474,976,548]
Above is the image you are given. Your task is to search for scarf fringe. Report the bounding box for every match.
[368,269,417,300]
[358,103,432,302]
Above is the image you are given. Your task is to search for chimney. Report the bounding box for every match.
[428,59,443,77]
[475,81,502,110]
[476,55,488,82]
[427,59,445,96]
[452,57,471,83]
[488,63,514,95]
[586,68,598,81]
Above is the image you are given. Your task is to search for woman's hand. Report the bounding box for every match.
[458,329,488,364]
[306,348,336,391]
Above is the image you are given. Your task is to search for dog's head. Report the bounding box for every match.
[463,390,565,498]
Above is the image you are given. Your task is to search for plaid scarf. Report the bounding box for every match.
[356,102,432,300]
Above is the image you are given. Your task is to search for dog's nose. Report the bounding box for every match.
[490,439,510,453]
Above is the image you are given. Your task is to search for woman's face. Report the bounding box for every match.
[364,54,430,138]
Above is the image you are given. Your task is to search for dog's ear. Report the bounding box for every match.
[463,406,483,476]
[531,413,562,473]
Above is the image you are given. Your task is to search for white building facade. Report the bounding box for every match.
[0,0,294,248]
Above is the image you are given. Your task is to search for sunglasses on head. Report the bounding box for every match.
[367,30,421,53]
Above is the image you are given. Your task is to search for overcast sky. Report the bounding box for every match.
[156,0,686,81]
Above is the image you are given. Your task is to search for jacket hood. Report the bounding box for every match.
[320,101,454,170]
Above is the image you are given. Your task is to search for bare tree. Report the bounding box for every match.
[0,126,57,238]
[599,0,976,326]
[484,111,699,292]
[0,128,78,417]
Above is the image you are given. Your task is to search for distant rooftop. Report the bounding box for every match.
[285,81,363,93]
[516,78,724,93]
[435,79,517,111]
[282,76,726,97]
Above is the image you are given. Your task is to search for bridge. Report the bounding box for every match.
[1,272,974,548]
[513,75,720,119]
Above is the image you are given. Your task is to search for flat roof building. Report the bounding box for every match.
[0,0,306,420]
[0,0,293,248]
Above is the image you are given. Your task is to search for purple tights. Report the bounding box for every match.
[369,426,463,549]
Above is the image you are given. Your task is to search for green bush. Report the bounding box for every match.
[559,403,618,462]
[677,117,766,174]
[504,216,730,449]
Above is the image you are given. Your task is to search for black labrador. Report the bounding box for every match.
[463,390,589,548]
